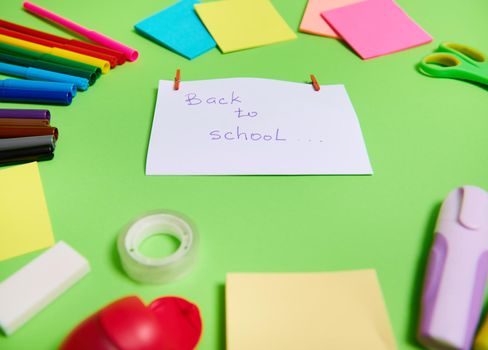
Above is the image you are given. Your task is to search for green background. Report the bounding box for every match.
[0,0,487,349]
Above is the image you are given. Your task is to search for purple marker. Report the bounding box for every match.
[0,109,50,120]
[419,186,488,350]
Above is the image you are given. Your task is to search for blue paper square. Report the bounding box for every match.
[135,0,216,60]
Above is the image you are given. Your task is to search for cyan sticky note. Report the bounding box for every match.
[135,0,216,60]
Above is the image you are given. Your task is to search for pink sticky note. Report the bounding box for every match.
[299,0,363,38]
[322,0,432,59]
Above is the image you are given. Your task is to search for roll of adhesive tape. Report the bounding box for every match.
[117,211,198,284]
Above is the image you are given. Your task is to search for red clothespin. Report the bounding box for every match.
[310,74,320,91]
[174,69,181,90]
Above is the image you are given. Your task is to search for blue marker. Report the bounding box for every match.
[0,86,72,105]
[0,61,89,91]
[0,79,76,97]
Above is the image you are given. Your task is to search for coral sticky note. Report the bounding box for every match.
[226,270,397,350]
[194,0,296,53]
[135,0,216,60]
[322,0,432,59]
[0,162,54,261]
[299,0,363,38]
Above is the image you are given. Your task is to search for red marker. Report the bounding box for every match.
[0,19,125,65]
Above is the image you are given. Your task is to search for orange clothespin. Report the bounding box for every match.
[174,69,181,90]
[310,74,320,91]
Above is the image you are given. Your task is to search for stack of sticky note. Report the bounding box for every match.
[226,270,398,350]
[135,0,296,60]
[0,108,57,165]
[0,162,55,261]
[0,1,136,105]
[300,0,432,59]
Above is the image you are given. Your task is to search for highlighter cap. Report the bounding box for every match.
[436,186,488,231]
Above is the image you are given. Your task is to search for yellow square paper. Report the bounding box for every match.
[195,0,297,53]
[226,270,397,350]
[0,162,55,261]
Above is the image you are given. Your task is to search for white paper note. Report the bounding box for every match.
[146,78,372,175]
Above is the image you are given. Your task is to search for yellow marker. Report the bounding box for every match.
[475,317,488,350]
[0,34,110,73]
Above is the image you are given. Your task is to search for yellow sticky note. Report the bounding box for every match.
[195,0,297,53]
[226,270,397,350]
[0,162,55,261]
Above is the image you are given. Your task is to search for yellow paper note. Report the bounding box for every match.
[0,162,55,261]
[226,270,397,350]
[194,0,297,53]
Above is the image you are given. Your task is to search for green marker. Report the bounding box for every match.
[0,51,97,85]
[0,42,101,79]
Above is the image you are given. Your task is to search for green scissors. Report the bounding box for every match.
[419,42,488,86]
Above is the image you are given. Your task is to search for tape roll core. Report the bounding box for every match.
[117,211,197,284]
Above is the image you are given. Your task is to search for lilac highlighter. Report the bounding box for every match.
[419,186,488,350]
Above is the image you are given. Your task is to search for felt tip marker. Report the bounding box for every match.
[1,79,76,96]
[0,86,72,105]
[0,19,126,65]
[0,125,58,139]
[0,118,50,127]
[0,33,110,73]
[0,41,102,78]
[23,1,139,62]
[0,50,98,85]
[0,135,55,152]
[0,27,118,68]
[0,61,89,91]
[0,108,50,120]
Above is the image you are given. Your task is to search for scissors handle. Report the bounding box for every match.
[438,42,487,67]
[419,53,488,86]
